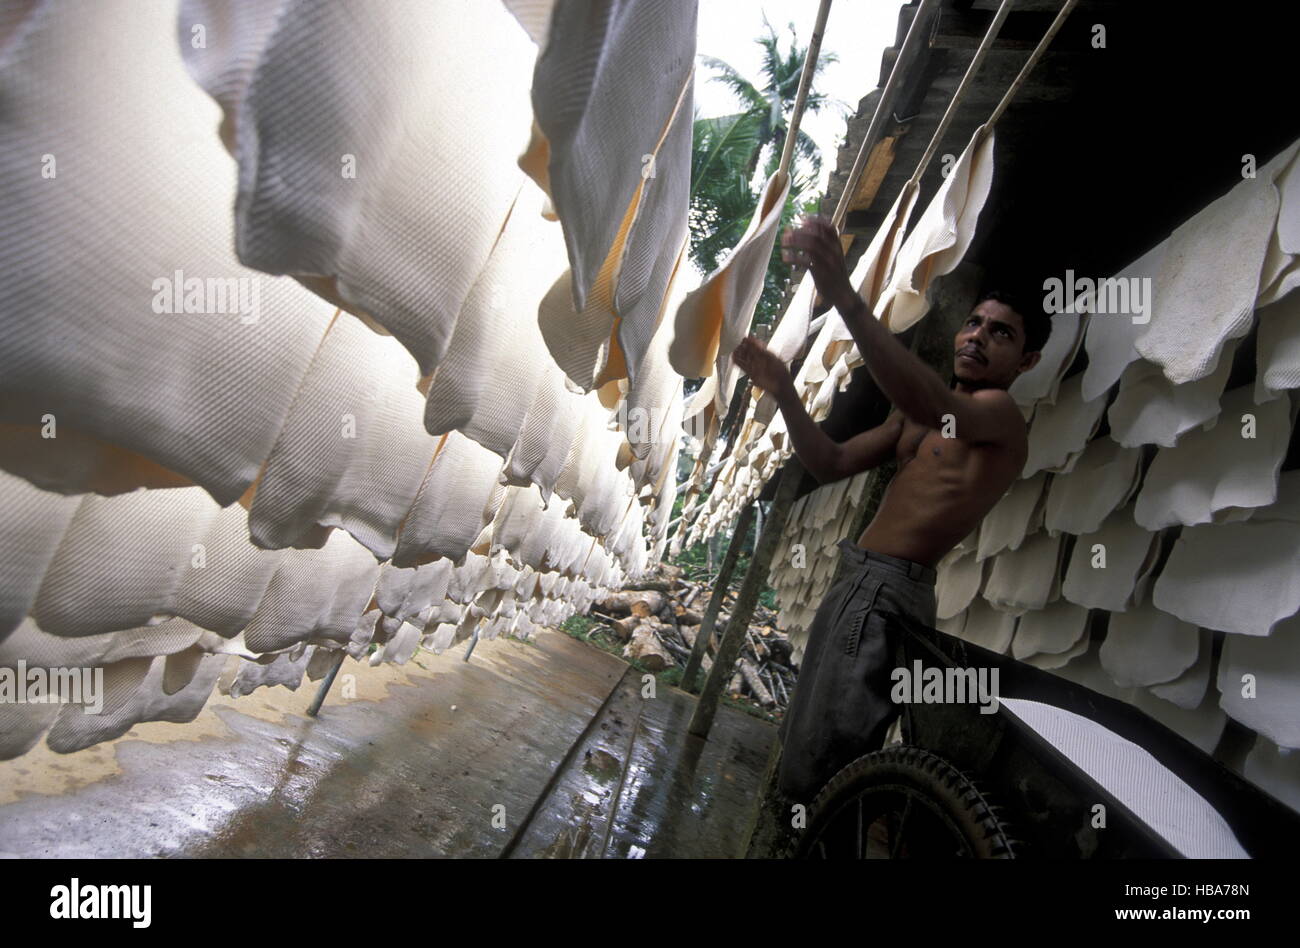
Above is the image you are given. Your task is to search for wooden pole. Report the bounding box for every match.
[986,0,1079,128]
[689,458,803,738]
[777,0,834,179]
[830,0,943,228]
[905,0,1016,189]
[306,649,347,718]
[682,502,756,694]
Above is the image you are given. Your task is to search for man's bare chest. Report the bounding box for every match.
[896,420,963,469]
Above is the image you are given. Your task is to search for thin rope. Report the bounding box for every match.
[907,0,1016,188]
[696,0,834,486]
[830,0,943,228]
[760,0,941,366]
[777,0,833,179]
[695,0,1082,537]
[909,0,1078,188]
[988,0,1079,128]
[752,0,939,372]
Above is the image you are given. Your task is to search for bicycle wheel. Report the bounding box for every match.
[797,745,1017,859]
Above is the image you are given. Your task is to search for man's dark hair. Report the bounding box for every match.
[975,288,1052,355]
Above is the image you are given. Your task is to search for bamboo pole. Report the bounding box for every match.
[689,458,803,738]
[905,0,1016,189]
[829,0,944,228]
[306,649,347,718]
[682,502,756,694]
[987,0,1079,128]
[777,0,834,179]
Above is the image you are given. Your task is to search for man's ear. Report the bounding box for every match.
[1017,350,1042,375]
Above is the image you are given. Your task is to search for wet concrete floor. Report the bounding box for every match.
[506,666,776,858]
[0,630,775,858]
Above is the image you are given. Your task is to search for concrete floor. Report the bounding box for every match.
[0,629,775,858]
[507,659,777,858]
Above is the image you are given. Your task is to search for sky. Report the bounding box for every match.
[695,0,901,196]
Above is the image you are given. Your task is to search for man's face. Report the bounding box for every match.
[952,299,1040,390]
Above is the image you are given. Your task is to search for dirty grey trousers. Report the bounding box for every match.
[777,540,937,802]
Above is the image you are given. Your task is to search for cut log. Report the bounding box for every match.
[728,670,744,696]
[598,590,667,617]
[677,624,714,675]
[621,579,682,593]
[674,607,703,626]
[611,616,641,641]
[623,626,672,672]
[741,660,775,707]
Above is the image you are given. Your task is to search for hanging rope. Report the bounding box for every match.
[680,1,837,509]
[909,0,1078,189]
[907,0,1016,188]
[765,0,942,348]
[988,0,1079,128]
[829,0,944,229]
[777,0,833,179]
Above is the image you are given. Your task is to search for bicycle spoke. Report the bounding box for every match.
[890,796,912,859]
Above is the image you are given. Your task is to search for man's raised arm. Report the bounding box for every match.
[732,336,902,484]
[780,216,1022,446]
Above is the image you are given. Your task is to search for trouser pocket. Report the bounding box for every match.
[841,577,882,658]
[826,586,897,755]
[779,575,898,800]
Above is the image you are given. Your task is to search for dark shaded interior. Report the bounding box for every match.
[758,0,1299,503]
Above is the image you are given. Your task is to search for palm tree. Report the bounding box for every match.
[690,18,843,331]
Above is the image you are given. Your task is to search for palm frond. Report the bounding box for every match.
[691,112,762,202]
[698,55,765,112]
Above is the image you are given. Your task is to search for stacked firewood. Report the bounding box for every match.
[587,564,797,715]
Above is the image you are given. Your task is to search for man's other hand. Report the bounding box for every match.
[733,335,792,396]
[781,215,857,314]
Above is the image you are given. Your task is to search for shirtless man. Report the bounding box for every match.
[732,214,1050,801]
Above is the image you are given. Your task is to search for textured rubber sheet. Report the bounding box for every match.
[982,530,1064,616]
[1136,142,1298,385]
[881,125,995,332]
[1,0,334,506]
[1107,339,1241,449]
[249,312,440,558]
[1152,470,1300,638]
[1133,385,1292,530]
[1043,438,1142,537]
[1022,373,1110,477]
[535,71,693,393]
[1255,287,1300,403]
[1060,507,1160,613]
[1010,599,1090,663]
[391,433,506,568]
[423,183,570,458]
[1099,602,1201,688]
[1080,239,1169,403]
[183,0,538,375]
[1009,312,1084,408]
[672,170,791,420]
[935,551,985,620]
[975,472,1046,562]
[523,0,696,315]
[999,697,1248,858]
[0,472,80,643]
[957,597,1018,654]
